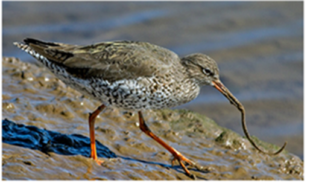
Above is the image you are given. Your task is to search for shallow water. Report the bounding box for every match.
[2,1,303,180]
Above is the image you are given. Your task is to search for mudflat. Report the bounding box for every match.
[2,57,303,180]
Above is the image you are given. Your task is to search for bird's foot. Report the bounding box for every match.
[94,158,105,166]
[90,153,104,166]
[170,155,203,179]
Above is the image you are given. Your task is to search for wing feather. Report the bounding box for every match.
[25,38,179,82]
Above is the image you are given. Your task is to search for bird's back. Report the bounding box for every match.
[18,38,180,82]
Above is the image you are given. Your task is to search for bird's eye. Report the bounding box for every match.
[202,68,212,76]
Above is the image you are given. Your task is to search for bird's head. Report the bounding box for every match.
[181,53,219,86]
[181,53,239,108]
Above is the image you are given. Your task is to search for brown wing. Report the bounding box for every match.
[24,38,179,82]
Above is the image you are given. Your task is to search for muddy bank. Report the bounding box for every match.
[2,57,303,180]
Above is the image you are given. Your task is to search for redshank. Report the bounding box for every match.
[14,38,286,178]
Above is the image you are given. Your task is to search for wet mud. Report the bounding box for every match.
[2,57,303,180]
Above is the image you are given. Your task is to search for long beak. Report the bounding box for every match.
[212,79,240,109]
[211,79,286,155]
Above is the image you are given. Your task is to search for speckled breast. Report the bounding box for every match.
[84,76,201,110]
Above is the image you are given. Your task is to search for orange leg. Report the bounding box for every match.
[88,104,106,165]
[138,111,196,177]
